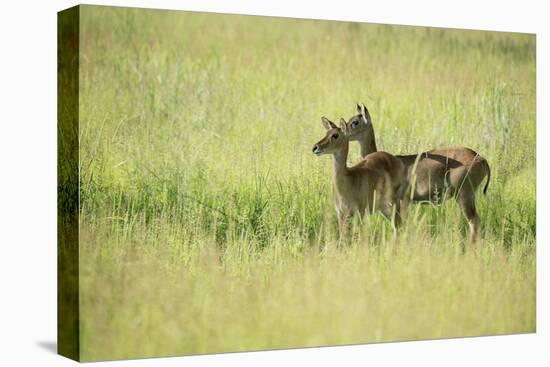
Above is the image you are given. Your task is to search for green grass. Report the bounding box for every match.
[73,5,535,361]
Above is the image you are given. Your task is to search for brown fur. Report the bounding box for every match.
[346,104,491,242]
[313,117,406,237]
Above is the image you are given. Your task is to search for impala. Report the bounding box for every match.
[312,117,407,237]
[346,104,491,242]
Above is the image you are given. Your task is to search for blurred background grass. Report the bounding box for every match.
[74,5,535,361]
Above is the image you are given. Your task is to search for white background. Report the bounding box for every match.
[0,0,547,365]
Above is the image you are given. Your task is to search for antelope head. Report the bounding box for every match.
[345,103,373,141]
[312,117,350,156]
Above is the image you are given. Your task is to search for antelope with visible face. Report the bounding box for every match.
[346,104,491,242]
[312,117,406,237]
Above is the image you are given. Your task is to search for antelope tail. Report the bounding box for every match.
[482,159,491,195]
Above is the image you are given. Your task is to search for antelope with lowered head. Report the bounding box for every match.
[312,117,406,237]
[346,104,491,242]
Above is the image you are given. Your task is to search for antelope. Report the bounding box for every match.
[346,104,491,242]
[312,117,407,237]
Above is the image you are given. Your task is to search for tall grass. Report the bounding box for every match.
[75,6,535,361]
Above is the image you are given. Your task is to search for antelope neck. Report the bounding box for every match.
[358,126,378,158]
[332,142,349,178]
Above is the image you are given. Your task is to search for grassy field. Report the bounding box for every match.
[74,5,535,361]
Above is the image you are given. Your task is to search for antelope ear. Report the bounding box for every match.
[339,118,349,134]
[360,104,370,124]
[321,116,337,130]
[356,103,362,114]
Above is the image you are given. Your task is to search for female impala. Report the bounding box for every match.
[312,117,406,237]
[346,104,491,242]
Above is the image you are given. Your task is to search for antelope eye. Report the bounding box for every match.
[332,133,339,140]
[352,120,359,126]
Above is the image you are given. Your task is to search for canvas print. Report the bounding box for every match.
[58,5,536,362]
